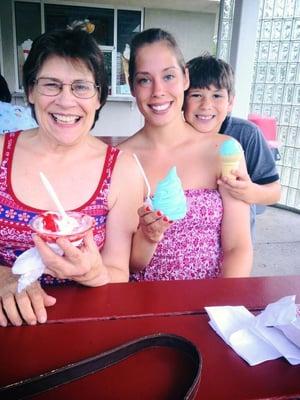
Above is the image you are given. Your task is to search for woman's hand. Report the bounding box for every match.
[129,204,173,271]
[137,204,172,243]
[0,266,56,327]
[33,230,110,287]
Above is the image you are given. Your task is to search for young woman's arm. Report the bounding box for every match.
[219,173,253,277]
[129,205,171,271]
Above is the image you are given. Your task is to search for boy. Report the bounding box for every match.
[183,55,281,237]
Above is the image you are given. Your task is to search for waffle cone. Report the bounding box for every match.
[221,154,242,178]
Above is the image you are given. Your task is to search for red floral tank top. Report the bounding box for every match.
[0,131,119,286]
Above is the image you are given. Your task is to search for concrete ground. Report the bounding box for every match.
[253,206,300,276]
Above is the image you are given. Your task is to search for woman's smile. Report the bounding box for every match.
[51,113,82,125]
[148,101,173,113]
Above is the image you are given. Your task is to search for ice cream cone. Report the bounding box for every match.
[219,139,243,179]
[220,154,242,179]
[152,166,187,220]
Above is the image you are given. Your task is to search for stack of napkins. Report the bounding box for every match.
[205,295,300,365]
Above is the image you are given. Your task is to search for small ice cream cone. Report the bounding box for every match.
[219,139,243,179]
[221,155,242,178]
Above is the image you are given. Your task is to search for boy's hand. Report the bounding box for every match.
[217,170,257,204]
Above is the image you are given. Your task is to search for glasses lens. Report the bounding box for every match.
[35,78,98,98]
[72,81,97,98]
[36,78,61,96]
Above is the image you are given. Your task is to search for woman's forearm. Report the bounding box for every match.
[130,228,158,272]
[72,260,129,287]
[221,247,253,278]
[0,265,18,295]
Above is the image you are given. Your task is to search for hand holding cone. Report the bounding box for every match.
[219,138,243,179]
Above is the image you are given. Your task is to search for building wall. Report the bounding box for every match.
[91,99,143,137]
[144,8,217,61]
[0,1,217,137]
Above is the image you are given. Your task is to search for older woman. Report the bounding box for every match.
[0,27,143,327]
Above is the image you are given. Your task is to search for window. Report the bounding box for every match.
[249,0,300,211]
[14,1,41,90]
[44,4,114,46]
[116,10,141,95]
[13,1,142,97]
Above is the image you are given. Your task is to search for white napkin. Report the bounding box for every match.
[205,295,300,366]
[12,244,63,293]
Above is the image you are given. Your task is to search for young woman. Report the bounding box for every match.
[120,28,253,281]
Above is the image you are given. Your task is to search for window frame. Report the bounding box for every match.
[0,18,4,74]
[12,0,143,100]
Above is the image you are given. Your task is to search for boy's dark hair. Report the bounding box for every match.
[23,27,108,128]
[129,28,185,89]
[0,74,12,103]
[186,54,235,97]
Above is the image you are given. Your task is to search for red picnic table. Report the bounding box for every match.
[1,275,300,399]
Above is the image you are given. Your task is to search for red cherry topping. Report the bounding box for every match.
[42,213,59,232]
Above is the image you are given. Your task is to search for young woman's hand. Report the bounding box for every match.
[137,204,172,243]
[0,265,56,327]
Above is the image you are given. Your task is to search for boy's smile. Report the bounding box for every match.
[184,85,234,134]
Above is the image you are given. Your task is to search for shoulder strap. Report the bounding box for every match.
[132,153,151,200]
[0,131,20,191]
[103,145,120,180]
[0,333,202,400]
[97,145,120,194]
[2,131,20,164]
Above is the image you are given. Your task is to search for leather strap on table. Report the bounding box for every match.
[0,333,202,400]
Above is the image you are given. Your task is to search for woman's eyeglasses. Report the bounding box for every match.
[34,78,100,99]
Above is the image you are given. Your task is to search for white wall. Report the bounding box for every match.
[92,99,143,137]
[145,8,217,61]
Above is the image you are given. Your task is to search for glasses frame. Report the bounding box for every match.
[33,78,100,99]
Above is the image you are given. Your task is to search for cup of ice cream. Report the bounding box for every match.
[29,211,95,245]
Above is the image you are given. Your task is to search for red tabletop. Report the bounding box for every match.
[45,275,300,322]
[1,275,300,399]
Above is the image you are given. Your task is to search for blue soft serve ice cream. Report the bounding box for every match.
[152,166,187,220]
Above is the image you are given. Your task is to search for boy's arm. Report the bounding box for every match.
[218,170,281,205]
[220,117,281,206]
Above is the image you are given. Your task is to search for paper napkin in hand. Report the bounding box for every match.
[205,295,300,366]
[12,244,63,293]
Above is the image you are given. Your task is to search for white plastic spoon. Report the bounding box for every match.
[39,172,79,233]
[39,171,69,220]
